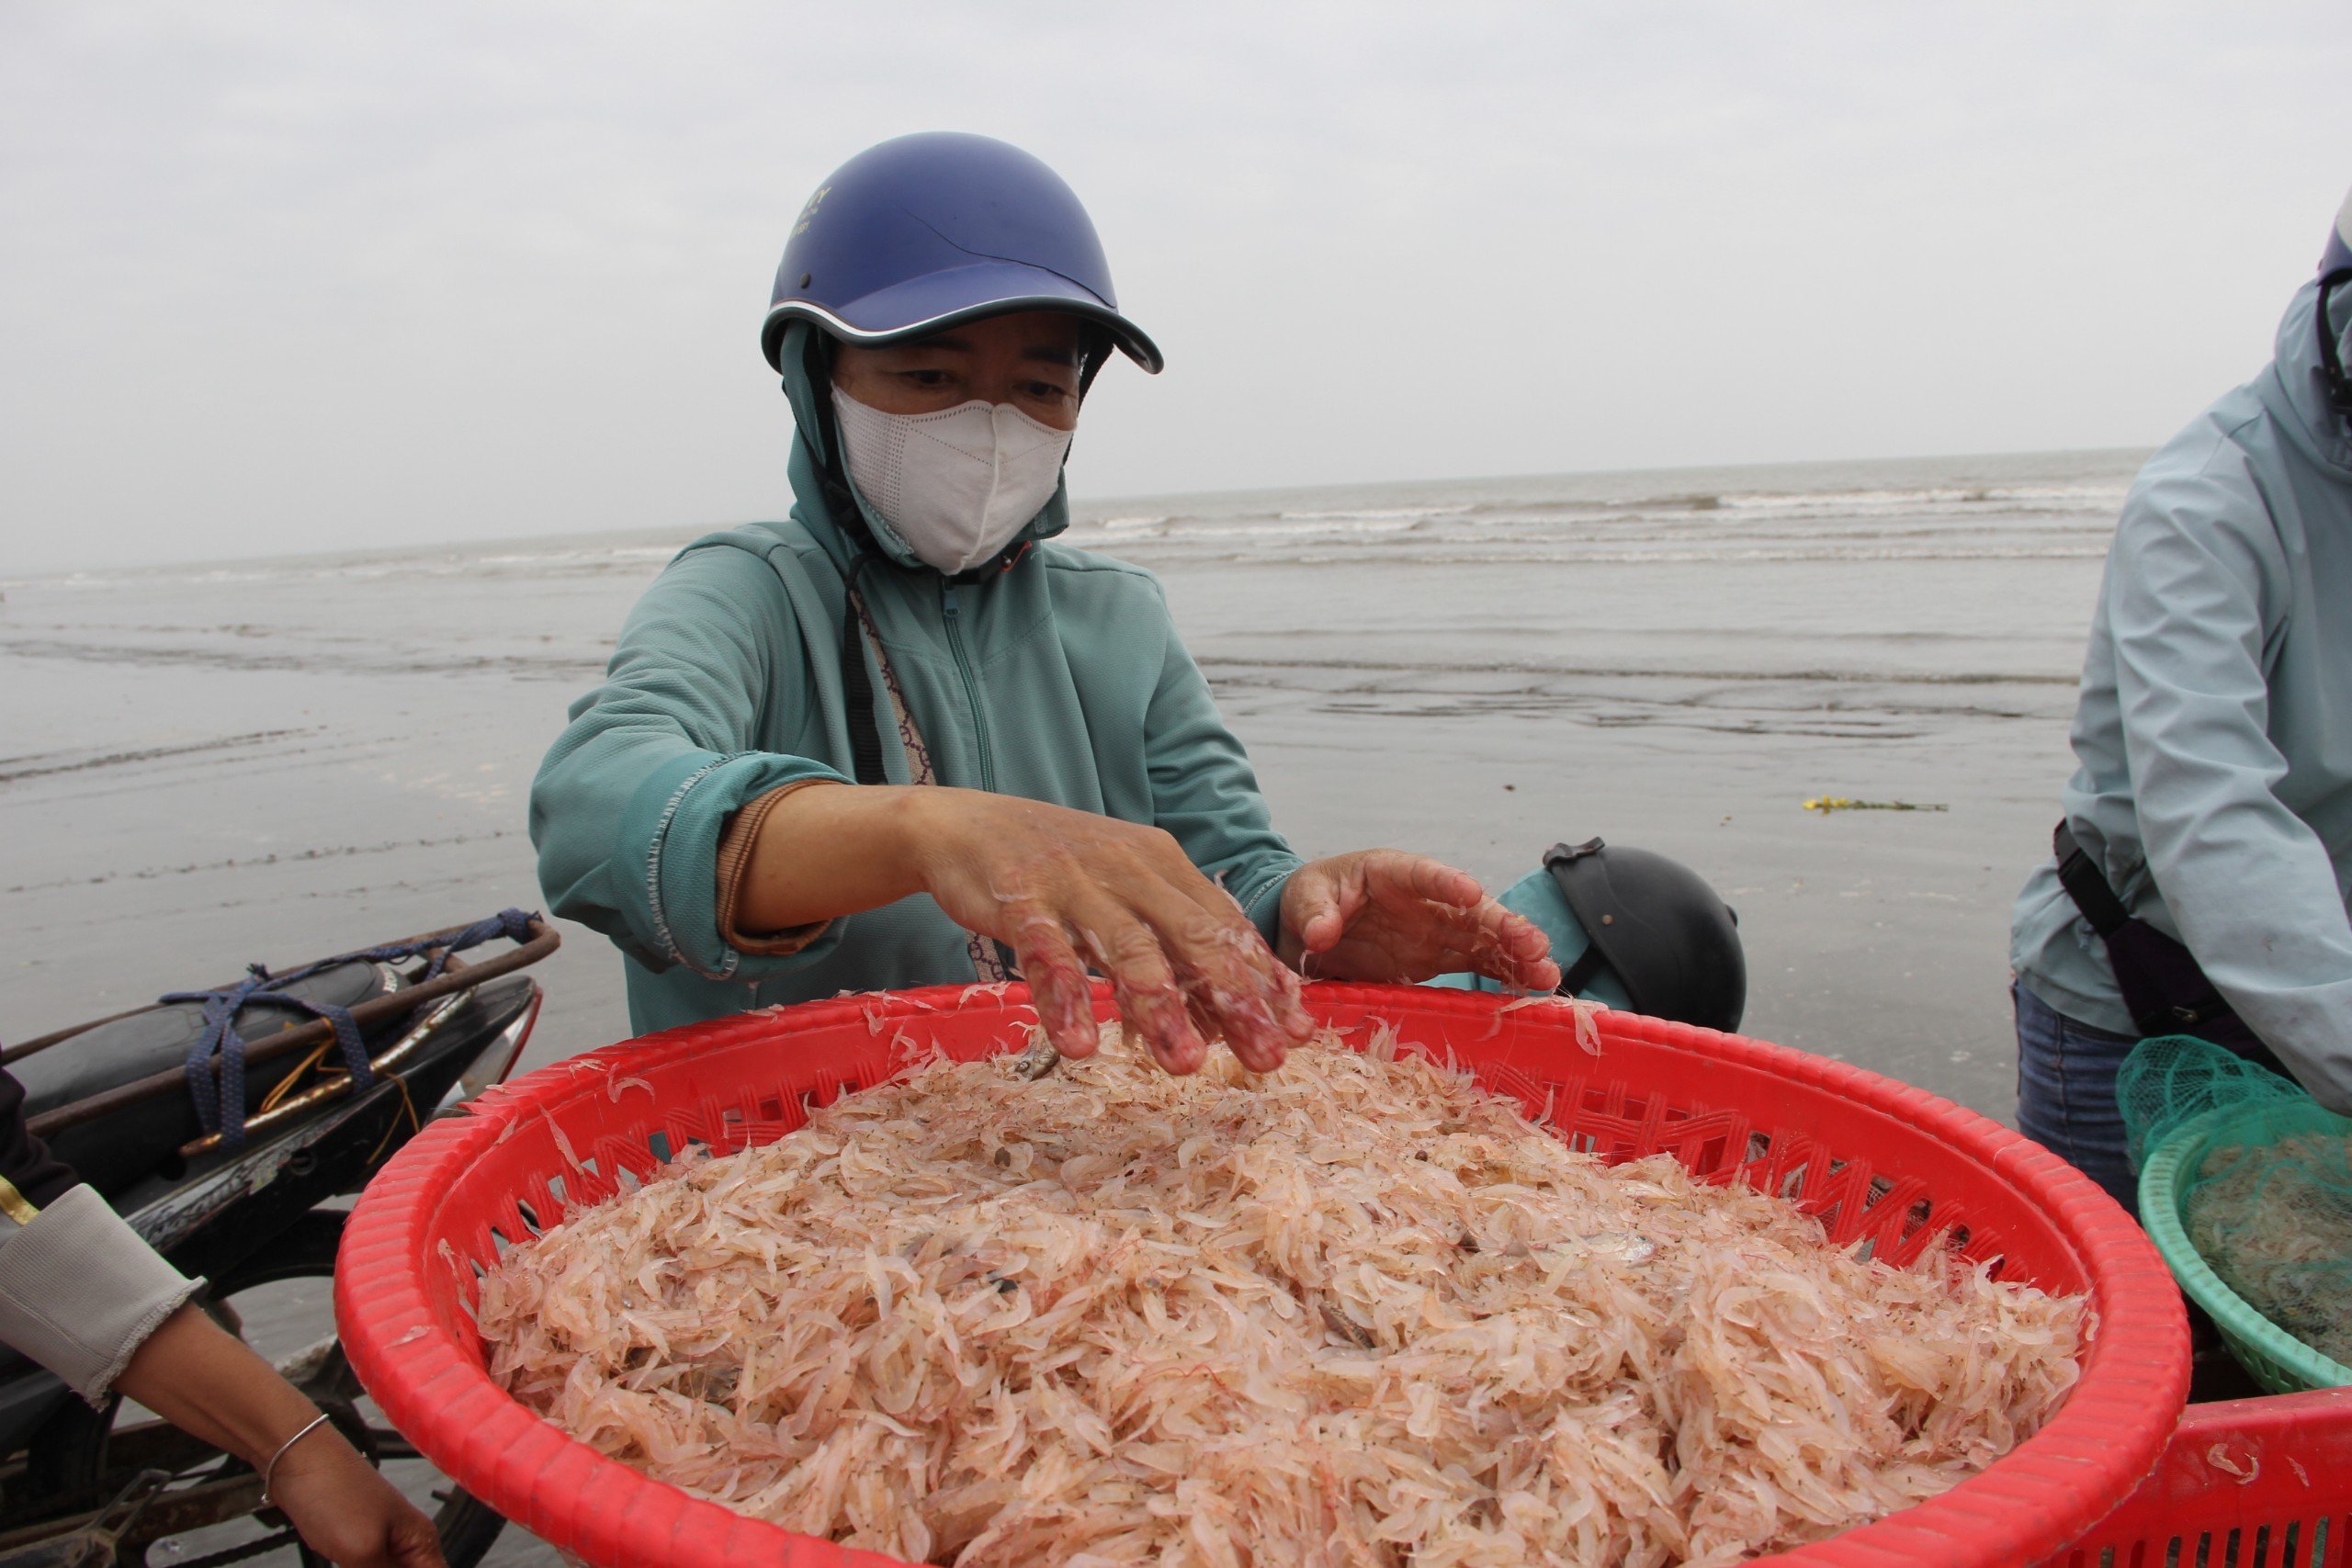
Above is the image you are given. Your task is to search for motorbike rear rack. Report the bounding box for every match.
[15,915,560,1144]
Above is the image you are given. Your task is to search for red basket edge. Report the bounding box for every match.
[335,981,2189,1568]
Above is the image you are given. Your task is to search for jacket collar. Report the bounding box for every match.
[2259,279,2352,479]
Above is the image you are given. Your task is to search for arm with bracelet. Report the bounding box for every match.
[0,1065,443,1568]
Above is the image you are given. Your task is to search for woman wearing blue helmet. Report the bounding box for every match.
[531,133,1556,1075]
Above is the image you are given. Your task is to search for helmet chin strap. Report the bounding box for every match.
[2316,268,2352,425]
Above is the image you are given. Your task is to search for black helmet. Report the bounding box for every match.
[1544,839,1746,1032]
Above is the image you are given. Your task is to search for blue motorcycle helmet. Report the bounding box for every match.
[761,132,1164,379]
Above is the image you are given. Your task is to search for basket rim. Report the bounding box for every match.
[336,981,2188,1568]
[2138,1100,2352,1391]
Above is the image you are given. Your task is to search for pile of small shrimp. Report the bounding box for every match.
[2188,1129,2352,1369]
[478,1024,2086,1567]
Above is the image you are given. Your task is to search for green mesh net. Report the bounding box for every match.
[2120,1034,2352,1371]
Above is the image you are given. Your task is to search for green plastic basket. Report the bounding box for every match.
[2140,1100,2352,1394]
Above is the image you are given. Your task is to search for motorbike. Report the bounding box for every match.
[0,913,558,1568]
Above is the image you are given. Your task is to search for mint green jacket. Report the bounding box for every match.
[531,325,1302,1033]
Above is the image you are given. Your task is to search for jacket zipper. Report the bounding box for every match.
[942,583,996,791]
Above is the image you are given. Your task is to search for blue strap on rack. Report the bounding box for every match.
[169,908,537,1151]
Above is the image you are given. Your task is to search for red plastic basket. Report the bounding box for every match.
[2041,1388,2352,1566]
[337,983,2188,1567]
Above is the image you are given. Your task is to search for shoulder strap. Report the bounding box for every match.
[804,448,899,786]
[2052,821,2134,937]
[836,559,889,786]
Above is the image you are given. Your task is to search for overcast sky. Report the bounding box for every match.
[4,3,2348,575]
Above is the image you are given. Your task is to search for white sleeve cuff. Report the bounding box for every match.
[0,1184,203,1404]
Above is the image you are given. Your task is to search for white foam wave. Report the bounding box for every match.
[1711,483,2127,516]
[1275,504,1473,523]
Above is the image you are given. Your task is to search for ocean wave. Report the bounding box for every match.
[1065,482,2127,553]
[1711,483,2126,515]
[1092,543,2113,568]
[473,546,677,568]
[14,453,2144,590]
[1273,504,1474,523]
[1191,652,2080,686]
[12,541,684,592]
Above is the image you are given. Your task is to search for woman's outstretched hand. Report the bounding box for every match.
[734,789,1554,1074]
[738,784,1318,1075]
[1280,851,1559,992]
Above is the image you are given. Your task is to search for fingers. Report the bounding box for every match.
[1178,942,1305,1070]
[1047,869,1307,1075]
[277,1451,447,1568]
[1363,850,1486,911]
[933,802,1318,1075]
[1472,901,1561,991]
[1284,852,1484,967]
[1012,910,1104,1061]
[1285,863,1348,957]
[1094,833,1311,1069]
[1067,895,1213,1076]
[1095,885,1303,1075]
[1410,899,1560,990]
[1396,862,1560,987]
[398,1517,451,1568]
[1178,965,1291,1075]
[1294,866,1563,988]
[1161,874,1316,1063]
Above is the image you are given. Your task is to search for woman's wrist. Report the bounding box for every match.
[735,782,944,931]
[884,784,969,890]
[259,1412,337,1501]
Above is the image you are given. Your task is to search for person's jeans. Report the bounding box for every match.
[2013,980,2140,1214]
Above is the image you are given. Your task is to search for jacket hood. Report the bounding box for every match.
[2259,278,2352,479]
[775,320,1075,574]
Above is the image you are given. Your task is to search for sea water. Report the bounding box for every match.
[0,447,2143,1120]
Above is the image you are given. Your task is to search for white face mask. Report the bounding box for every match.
[830,388,1074,574]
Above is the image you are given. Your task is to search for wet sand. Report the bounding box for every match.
[0,502,2108,1119]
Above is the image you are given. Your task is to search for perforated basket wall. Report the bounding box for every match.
[2039,1388,2352,1568]
[336,983,2188,1567]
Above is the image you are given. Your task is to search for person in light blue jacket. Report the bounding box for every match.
[2010,188,2352,1207]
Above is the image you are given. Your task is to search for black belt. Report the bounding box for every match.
[2052,820,2274,1062]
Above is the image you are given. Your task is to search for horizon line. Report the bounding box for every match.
[1,442,2153,584]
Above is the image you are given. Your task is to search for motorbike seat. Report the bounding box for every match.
[14,961,393,1196]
